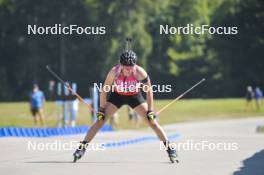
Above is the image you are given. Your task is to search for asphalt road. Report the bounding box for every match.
[1,117,264,175]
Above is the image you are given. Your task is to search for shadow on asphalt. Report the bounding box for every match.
[233,149,264,175]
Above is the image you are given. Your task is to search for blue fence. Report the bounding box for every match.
[102,133,180,148]
[0,125,113,137]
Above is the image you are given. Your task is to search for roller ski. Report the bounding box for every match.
[167,148,179,163]
[165,142,179,163]
[73,141,88,163]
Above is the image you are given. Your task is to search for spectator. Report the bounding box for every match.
[65,99,79,127]
[255,87,263,111]
[29,84,46,126]
[245,86,254,112]
[63,82,79,127]
[70,99,79,127]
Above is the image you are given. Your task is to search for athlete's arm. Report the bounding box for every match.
[137,67,153,111]
[99,68,116,110]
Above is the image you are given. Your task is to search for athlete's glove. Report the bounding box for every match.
[96,108,105,121]
[147,110,156,121]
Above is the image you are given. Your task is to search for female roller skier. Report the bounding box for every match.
[73,39,178,163]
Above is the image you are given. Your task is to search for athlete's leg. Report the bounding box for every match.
[83,102,118,142]
[133,102,168,142]
[134,102,178,163]
[73,102,119,162]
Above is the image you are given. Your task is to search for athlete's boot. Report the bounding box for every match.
[73,141,88,163]
[165,141,179,163]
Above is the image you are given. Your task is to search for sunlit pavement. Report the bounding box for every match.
[1,117,264,175]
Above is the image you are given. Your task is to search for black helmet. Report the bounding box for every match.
[120,50,137,66]
[120,38,137,66]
